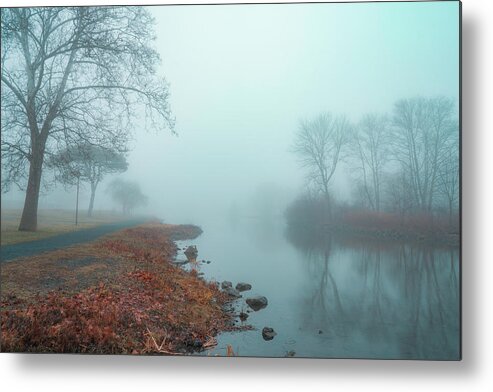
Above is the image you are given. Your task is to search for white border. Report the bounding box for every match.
[2,1,493,391]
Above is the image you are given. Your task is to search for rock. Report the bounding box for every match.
[206,260,211,264]
[235,282,252,292]
[318,330,323,334]
[262,327,277,341]
[184,245,198,261]
[191,338,203,349]
[221,281,233,289]
[224,287,241,298]
[286,350,296,357]
[184,337,203,350]
[246,296,268,311]
[239,312,249,321]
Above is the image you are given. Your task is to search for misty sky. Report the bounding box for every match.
[3,1,460,224]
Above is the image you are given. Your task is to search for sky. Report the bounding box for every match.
[2,1,460,224]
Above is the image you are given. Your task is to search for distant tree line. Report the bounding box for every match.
[289,96,459,234]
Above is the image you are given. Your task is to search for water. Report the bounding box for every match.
[174,216,460,360]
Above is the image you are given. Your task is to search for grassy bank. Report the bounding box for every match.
[1,223,238,354]
[0,209,131,246]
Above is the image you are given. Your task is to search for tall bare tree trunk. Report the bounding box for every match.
[18,145,44,231]
[323,183,332,221]
[87,182,97,217]
[448,198,453,228]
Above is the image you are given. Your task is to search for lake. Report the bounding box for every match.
[174,216,460,360]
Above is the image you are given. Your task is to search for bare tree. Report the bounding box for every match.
[391,96,456,213]
[1,7,174,231]
[384,171,414,218]
[292,112,351,215]
[436,143,459,226]
[107,178,147,215]
[350,114,390,211]
[47,143,128,217]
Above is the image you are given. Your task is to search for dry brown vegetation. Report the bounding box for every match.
[1,223,237,354]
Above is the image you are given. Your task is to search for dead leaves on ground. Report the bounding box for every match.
[1,223,233,355]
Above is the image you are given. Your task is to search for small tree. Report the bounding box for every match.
[1,7,174,231]
[48,143,128,217]
[107,179,147,215]
[292,112,351,216]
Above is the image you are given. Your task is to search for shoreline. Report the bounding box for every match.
[286,222,460,249]
[325,223,460,248]
[1,222,242,355]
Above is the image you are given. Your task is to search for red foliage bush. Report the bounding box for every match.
[342,210,404,230]
[341,209,450,235]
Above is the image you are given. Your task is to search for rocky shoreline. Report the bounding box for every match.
[174,244,276,347]
[1,223,248,354]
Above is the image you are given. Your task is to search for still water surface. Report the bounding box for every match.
[175,217,460,360]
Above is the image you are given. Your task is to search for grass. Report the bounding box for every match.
[1,223,240,354]
[1,209,127,246]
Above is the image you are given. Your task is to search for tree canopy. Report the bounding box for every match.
[107,179,148,215]
[1,7,174,230]
[47,143,128,216]
[292,112,351,206]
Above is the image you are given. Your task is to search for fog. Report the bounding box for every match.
[2,2,459,225]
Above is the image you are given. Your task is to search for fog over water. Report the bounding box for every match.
[1,1,460,360]
[2,2,459,225]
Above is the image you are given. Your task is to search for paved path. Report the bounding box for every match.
[0,219,148,263]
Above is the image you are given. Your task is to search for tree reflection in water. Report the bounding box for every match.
[285,225,460,359]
